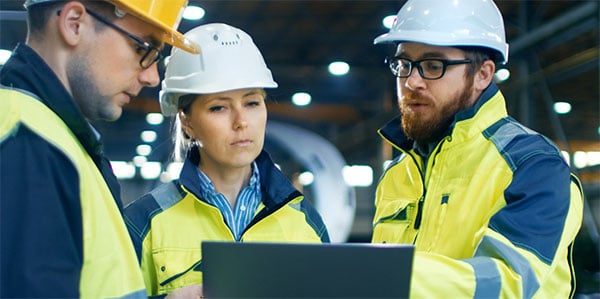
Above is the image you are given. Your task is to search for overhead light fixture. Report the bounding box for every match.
[0,49,12,65]
[298,171,314,186]
[133,155,147,167]
[328,61,349,76]
[553,101,572,114]
[136,144,152,156]
[292,92,312,106]
[183,5,205,20]
[494,68,510,82]
[140,130,157,143]
[165,162,184,181]
[140,162,162,180]
[110,161,136,179]
[573,151,600,169]
[342,165,373,187]
[146,113,164,125]
[382,15,396,29]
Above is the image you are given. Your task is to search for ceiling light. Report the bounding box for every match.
[553,101,572,114]
[328,61,349,76]
[136,144,152,156]
[494,68,510,82]
[146,113,164,125]
[133,155,147,167]
[183,5,205,20]
[140,162,162,180]
[342,165,373,187]
[140,130,157,143]
[110,161,136,179]
[0,49,11,65]
[382,15,396,29]
[166,162,184,180]
[298,171,314,186]
[292,92,312,106]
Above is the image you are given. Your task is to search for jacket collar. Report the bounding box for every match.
[179,148,301,208]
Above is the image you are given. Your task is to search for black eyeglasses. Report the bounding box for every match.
[386,57,472,80]
[84,8,162,69]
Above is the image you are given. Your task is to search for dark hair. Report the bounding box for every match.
[27,1,116,38]
[456,46,496,78]
[27,1,67,34]
[457,47,502,77]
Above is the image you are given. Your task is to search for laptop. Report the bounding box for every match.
[201,241,414,298]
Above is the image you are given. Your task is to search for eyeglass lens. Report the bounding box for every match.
[388,58,471,80]
[85,8,161,69]
[391,59,447,79]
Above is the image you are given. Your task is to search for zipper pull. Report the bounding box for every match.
[414,196,425,229]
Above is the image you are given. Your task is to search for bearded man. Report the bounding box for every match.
[371,0,584,298]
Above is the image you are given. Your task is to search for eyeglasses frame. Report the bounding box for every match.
[83,7,162,69]
[386,57,472,80]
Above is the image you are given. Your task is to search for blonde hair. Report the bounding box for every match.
[172,94,198,162]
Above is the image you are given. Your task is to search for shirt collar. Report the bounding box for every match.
[196,162,260,199]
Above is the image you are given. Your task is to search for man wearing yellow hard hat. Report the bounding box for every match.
[0,0,198,298]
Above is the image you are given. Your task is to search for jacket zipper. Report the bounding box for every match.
[411,137,448,231]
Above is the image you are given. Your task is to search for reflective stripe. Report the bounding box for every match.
[152,181,184,211]
[484,119,535,171]
[466,257,501,298]
[472,236,540,298]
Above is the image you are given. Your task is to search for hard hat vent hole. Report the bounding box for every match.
[221,41,240,46]
[213,34,219,41]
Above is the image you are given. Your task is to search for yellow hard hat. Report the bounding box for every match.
[24,0,200,54]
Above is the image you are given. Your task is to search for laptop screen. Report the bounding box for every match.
[202,241,414,298]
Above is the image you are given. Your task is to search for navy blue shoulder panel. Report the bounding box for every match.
[298,198,331,243]
[484,117,572,264]
[123,181,186,261]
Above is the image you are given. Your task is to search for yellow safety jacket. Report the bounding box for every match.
[0,89,146,298]
[373,84,583,298]
[124,149,329,296]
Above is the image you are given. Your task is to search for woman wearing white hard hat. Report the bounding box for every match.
[124,23,329,298]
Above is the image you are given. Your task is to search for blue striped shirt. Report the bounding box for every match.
[196,162,261,240]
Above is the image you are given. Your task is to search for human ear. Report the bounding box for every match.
[474,60,496,91]
[178,111,195,139]
[56,2,87,47]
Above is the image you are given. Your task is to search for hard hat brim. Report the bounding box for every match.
[373,31,509,64]
[111,1,200,54]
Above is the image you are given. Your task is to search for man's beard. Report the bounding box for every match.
[400,79,474,143]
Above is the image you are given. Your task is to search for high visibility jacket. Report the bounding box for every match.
[0,88,146,298]
[373,83,583,298]
[124,149,330,296]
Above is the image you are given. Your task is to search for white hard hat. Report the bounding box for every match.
[374,0,509,64]
[160,23,278,116]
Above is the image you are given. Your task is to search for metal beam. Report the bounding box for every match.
[510,1,598,55]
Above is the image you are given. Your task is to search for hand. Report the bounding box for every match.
[165,284,204,299]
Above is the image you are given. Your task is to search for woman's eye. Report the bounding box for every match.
[209,106,224,112]
[247,100,261,107]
